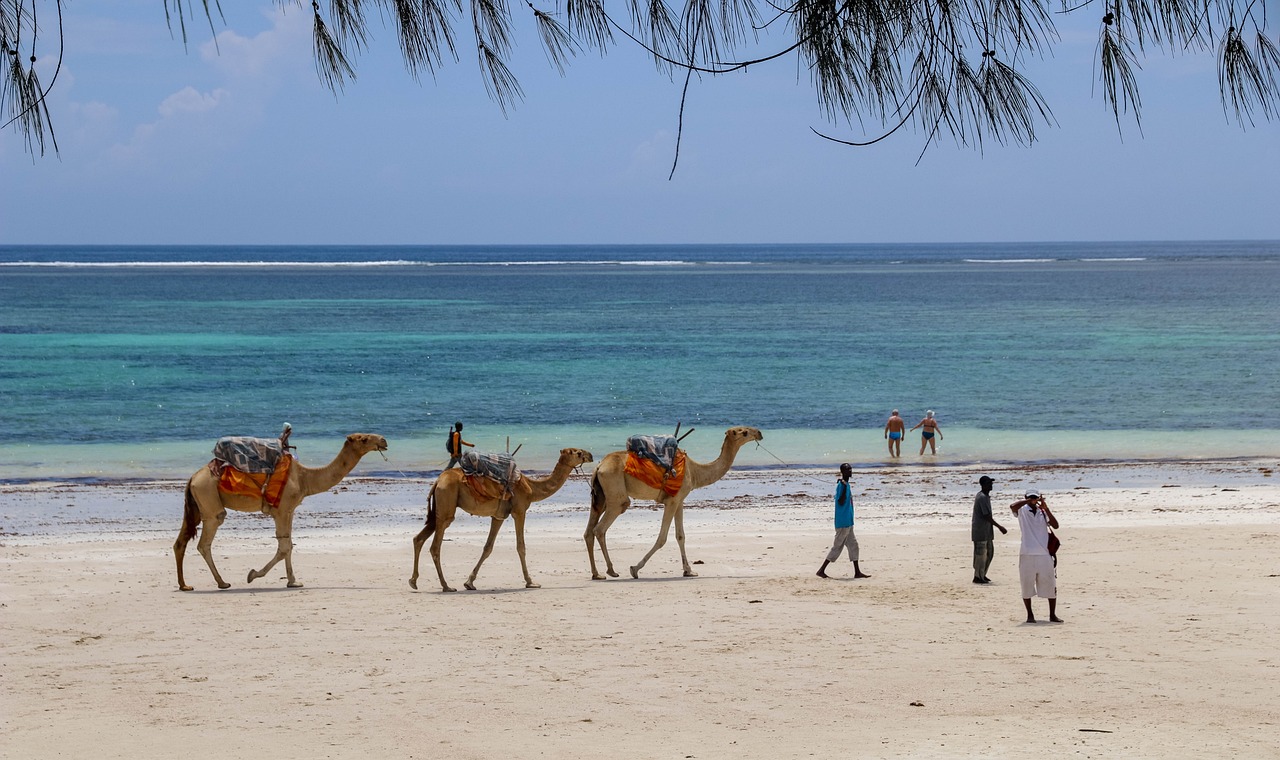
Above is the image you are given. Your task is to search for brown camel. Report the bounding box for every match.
[409,447,594,592]
[173,433,388,591]
[584,426,763,580]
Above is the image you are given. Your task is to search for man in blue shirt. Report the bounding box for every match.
[817,463,870,579]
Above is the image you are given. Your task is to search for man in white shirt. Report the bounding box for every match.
[1011,489,1062,623]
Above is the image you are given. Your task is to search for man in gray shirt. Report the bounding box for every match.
[972,475,1007,584]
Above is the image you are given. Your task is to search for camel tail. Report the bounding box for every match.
[590,471,605,515]
[424,483,438,533]
[180,479,200,542]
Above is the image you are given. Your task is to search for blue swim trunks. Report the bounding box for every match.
[889,431,902,440]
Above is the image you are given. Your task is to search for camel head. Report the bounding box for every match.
[559,448,594,468]
[346,433,389,456]
[725,426,764,449]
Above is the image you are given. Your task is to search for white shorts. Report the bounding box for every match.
[1019,554,1056,599]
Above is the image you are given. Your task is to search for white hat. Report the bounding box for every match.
[1025,489,1041,499]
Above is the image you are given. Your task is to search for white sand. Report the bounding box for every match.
[2,460,1279,759]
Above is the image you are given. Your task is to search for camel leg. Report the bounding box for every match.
[630,501,678,579]
[430,516,457,592]
[281,533,301,588]
[409,520,436,590]
[512,510,540,589]
[174,533,192,591]
[583,506,605,580]
[464,517,505,591]
[248,509,302,588]
[593,501,629,579]
[246,534,295,587]
[174,481,201,591]
[674,505,697,577]
[195,511,232,590]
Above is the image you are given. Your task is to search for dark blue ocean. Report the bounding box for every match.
[1,241,1277,481]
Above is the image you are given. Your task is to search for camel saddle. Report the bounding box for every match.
[627,435,679,473]
[625,436,687,497]
[459,450,520,502]
[212,436,285,473]
[209,436,294,509]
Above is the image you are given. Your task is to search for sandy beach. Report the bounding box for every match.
[3,459,1279,759]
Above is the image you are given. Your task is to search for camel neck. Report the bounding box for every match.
[527,457,576,500]
[685,438,741,489]
[296,445,361,496]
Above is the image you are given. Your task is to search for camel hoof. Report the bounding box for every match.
[683,570,699,578]
[629,566,640,579]
[526,582,541,589]
[606,569,619,578]
[443,586,457,593]
[287,581,304,588]
[246,569,258,583]
[218,581,231,590]
[408,578,418,590]
[179,585,193,592]
[463,581,477,591]
[591,574,605,581]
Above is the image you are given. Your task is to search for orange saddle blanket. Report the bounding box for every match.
[624,450,687,497]
[463,473,513,502]
[214,454,294,508]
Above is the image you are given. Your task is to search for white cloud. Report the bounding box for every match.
[199,6,312,82]
[157,87,229,117]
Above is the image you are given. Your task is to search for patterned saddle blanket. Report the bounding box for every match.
[208,436,293,509]
[625,435,686,497]
[212,436,285,474]
[627,435,679,472]
[459,450,520,502]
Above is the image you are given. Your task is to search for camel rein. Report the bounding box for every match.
[754,441,841,491]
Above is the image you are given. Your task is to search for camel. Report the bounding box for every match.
[584,425,763,580]
[173,433,388,591]
[409,447,594,592]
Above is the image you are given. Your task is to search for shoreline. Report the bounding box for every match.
[3,427,1277,483]
[3,458,1277,545]
[2,452,1277,487]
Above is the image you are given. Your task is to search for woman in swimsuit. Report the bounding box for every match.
[910,410,943,455]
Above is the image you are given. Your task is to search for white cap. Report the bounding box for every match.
[1025,489,1040,499]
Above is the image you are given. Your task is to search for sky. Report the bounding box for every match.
[1,0,1277,245]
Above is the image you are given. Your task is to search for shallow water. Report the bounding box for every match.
[2,241,1277,481]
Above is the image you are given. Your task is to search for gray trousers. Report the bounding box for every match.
[973,539,994,580]
[825,527,860,562]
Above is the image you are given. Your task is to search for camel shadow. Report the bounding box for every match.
[176,584,381,595]
[619,575,700,584]
[441,586,543,596]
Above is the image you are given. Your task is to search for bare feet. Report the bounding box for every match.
[1050,616,1064,623]
[816,570,829,578]
[854,573,871,579]
[1026,617,1037,624]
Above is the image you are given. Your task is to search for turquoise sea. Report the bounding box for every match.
[1,241,1278,482]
